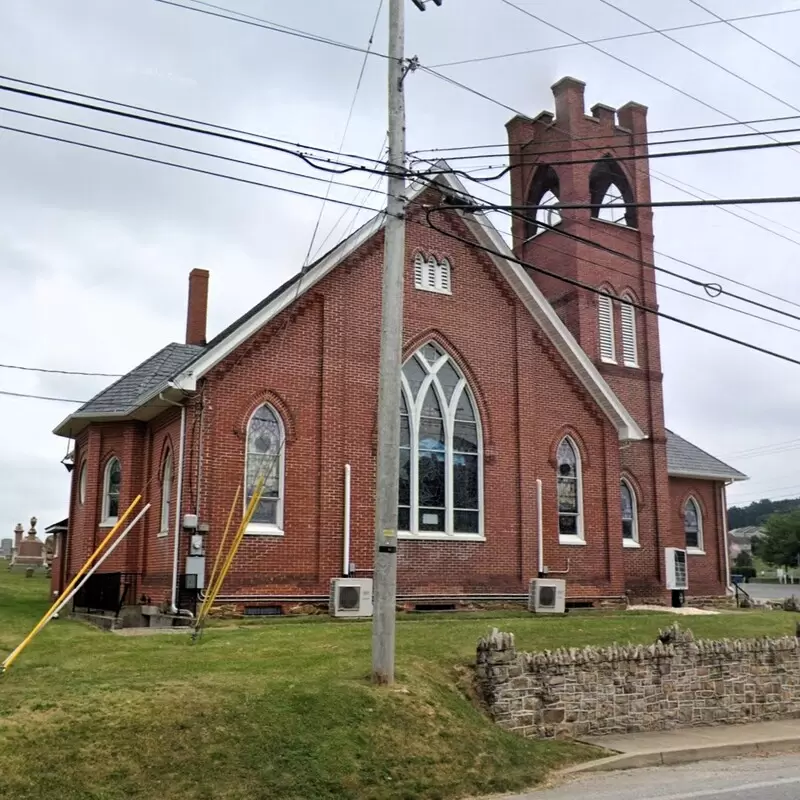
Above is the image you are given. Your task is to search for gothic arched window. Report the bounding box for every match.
[684,497,703,551]
[525,164,561,240]
[399,343,482,538]
[589,156,637,227]
[245,404,285,532]
[557,437,583,540]
[621,479,638,545]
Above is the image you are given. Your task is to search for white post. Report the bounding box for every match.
[343,464,352,576]
[536,479,544,577]
[170,405,187,612]
[53,504,151,619]
[372,0,407,685]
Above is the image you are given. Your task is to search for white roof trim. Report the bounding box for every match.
[668,469,748,483]
[173,167,643,441]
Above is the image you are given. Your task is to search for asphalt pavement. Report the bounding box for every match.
[503,753,800,799]
[742,582,800,602]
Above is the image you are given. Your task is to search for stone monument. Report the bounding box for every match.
[10,517,46,569]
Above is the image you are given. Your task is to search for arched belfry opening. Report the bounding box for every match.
[524,163,561,240]
[589,156,637,228]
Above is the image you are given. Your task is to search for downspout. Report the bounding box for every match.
[721,481,733,594]
[536,478,544,577]
[343,464,351,576]
[170,405,187,613]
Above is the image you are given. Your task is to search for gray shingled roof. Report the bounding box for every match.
[74,343,204,416]
[666,429,747,481]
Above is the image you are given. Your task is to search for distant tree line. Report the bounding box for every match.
[727,497,800,530]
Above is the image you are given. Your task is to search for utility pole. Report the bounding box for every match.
[372,0,442,684]
[371,0,407,686]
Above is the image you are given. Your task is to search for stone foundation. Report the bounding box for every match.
[475,624,800,739]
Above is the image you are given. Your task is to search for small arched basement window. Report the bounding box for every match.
[524,164,562,240]
[589,157,637,228]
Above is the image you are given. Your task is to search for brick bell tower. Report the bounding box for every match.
[507,77,672,594]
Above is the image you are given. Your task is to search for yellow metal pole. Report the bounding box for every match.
[2,495,142,673]
[196,485,240,623]
[193,478,264,638]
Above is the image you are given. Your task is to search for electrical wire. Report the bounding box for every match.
[497,0,800,159]
[0,122,391,213]
[0,105,388,197]
[154,0,391,61]
[0,73,388,166]
[423,205,800,368]
[0,362,121,377]
[0,82,391,178]
[428,6,800,69]
[0,388,86,403]
[302,0,385,267]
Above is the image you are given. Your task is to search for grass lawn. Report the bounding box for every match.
[1,571,798,800]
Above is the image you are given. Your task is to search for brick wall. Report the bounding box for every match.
[476,624,800,739]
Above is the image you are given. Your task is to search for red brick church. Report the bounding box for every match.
[51,77,746,612]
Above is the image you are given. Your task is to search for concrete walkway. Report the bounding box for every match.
[569,719,800,772]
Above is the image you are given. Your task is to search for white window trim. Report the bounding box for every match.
[621,478,639,546]
[399,347,484,540]
[158,452,173,537]
[100,457,121,527]
[598,293,616,364]
[597,184,629,226]
[531,190,562,238]
[244,404,286,536]
[78,460,87,505]
[413,253,452,295]
[557,436,584,544]
[620,296,639,368]
[684,497,704,554]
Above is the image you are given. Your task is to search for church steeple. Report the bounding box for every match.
[506,77,662,437]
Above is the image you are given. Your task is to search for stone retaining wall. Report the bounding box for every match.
[475,624,800,739]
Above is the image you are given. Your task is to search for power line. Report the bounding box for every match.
[410,122,800,163]
[723,438,800,459]
[598,0,800,121]
[498,0,800,158]
[0,105,388,197]
[0,388,86,403]
[0,122,393,213]
[303,0,385,267]
[0,73,387,166]
[428,6,800,68]
[0,362,121,377]
[0,81,391,177]
[424,205,800,368]
[686,0,800,74]
[154,0,391,61]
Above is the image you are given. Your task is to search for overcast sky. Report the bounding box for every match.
[2,0,800,532]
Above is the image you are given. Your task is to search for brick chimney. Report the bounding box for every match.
[185,268,209,346]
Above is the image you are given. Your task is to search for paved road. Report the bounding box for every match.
[743,582,799,602]
[506,753,800,799]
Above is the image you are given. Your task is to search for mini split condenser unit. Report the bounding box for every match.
[329,578,373,618]
[528,579,566,614]
[665,548,689,591]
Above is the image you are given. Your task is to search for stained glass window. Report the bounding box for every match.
[621,480,636,542]
[246,405,284,528]
[399,346,481,537]
[684,497,702,550]
[557,438,582,538]
[103,458,121,522]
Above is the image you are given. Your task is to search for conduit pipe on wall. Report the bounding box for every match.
[722,482,733,594]
[536,478,544,577]
[170,405,187,613]
[343,464,352,576]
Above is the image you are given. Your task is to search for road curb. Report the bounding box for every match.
[560,736,800,774]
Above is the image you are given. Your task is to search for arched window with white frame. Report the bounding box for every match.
[621,479,638,545]
[245,404,285,532]
[684,497,703,551]
[101,457,121,525]
[556,437,583,541]
[159,450,173,535]
[399,343,482,538]
[620,294,638,367]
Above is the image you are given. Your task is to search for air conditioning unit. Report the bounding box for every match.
[329,578,373,618]
[528,579,566,614]
[665,548,688,590]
